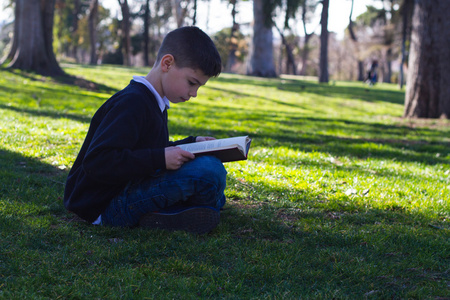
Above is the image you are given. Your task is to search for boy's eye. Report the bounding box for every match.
[188,81,196,86]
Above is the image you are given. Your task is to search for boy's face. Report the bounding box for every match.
[162,64,210,104]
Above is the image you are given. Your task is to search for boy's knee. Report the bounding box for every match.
[193,156,227,186]
[176,156,227,208]
[184,156,226,196]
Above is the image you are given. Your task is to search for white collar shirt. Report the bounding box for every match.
[132,75,170,112]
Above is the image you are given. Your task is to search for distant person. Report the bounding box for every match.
[64,26,226,234]
[365,60,378,86]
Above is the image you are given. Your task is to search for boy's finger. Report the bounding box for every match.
[180,149,195,160]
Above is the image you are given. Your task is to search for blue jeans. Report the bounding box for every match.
[101,156,227,227]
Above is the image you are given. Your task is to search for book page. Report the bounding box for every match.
[178,136,247,153]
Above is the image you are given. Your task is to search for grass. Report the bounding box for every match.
[1,63,449,299]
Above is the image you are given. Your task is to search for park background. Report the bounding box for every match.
[0,0,449,298]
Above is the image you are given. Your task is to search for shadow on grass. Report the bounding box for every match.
[206,85,309,110]
[0,103,91,124]
[216,75,405,105]
[2,67,116,94]
[0,148,67,199]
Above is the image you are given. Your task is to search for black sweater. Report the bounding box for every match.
[64,81,195,222]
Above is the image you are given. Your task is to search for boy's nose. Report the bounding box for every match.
[189,88,199,98]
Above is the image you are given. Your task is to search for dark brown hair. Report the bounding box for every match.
[156,26,222,77]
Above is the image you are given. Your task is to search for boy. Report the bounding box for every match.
[64,26,227,234]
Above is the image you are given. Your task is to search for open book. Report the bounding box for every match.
[178,136,252,163]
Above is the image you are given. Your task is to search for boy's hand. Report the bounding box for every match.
[196,136,216,142]
[165,147,195,170]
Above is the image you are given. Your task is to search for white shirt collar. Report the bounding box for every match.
[132,75,170,112]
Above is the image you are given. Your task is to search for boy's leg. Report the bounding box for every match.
[101,156,227,230]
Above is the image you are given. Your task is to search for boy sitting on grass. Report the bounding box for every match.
[64,26,227,234]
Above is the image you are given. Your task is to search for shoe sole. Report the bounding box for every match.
[139,207,220,234]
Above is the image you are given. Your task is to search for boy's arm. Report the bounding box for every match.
[169,136,197,146]
[169,136,215,146]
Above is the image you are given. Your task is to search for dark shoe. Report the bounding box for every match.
[139,206,220,234]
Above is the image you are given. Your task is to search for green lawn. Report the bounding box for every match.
[1,64,449,299]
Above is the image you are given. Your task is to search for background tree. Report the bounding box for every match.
[172,0,189,27]
[2,0,64,76]
[318,0,329,83]
[54,0,110,65]
[118,0,132,66]
[88,0,99,65]
[224,0,238,73]
[347,0,365,81]
[275,0,308,76]
[72,0,81,61]
[274,23,297,75]
[54,0,82,62]
[247,0,279,77]
[404,0,450,119]
[214,27,248,73]
[142,0,150,66]
[399,0,413,89]
[299,0,318,76]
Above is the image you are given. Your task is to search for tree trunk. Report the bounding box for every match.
[4,0,64,76]
[404,0,450,119]
[143,0,150,66]
[247,0,276,77]
[119,0,132,66]
[399,0,412,89]
[225,0,238,73]
[88,0,98,65]
[72,0,81,62]
[383,47,392,83]
[348,0,364,81]
[2,0,20,64]
[192,0,197,25]
[173,0,187,28]
[319,0,329,83]
[299,1,315,76]
[274,24,296,75]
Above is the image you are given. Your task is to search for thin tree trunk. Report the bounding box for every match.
[225,0,238,73]
[119,0,132,66]
[348,0,364,81]
[399,0,411,89]
[384,47,392,83]
[358,61,364,81]
[299,1,315,76]
[143,0,150,66]
[319,0,329,83]
[72,0,80,62]
[192,0,197,25]
[88,0,98,65]
[274,24,296,75]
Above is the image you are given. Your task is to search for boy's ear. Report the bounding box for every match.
[160,54,175,72]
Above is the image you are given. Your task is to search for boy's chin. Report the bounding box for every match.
[171,98,188,103]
